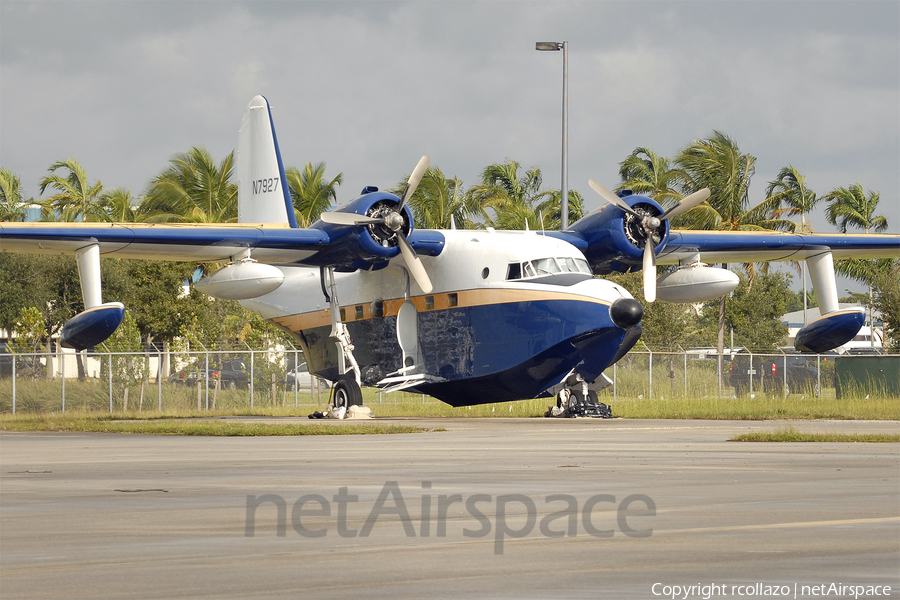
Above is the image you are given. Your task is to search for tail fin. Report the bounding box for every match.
[237,95,297,226]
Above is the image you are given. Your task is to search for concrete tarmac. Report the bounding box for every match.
[1,418,898,600]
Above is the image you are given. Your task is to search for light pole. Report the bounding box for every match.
[535,41,568,229]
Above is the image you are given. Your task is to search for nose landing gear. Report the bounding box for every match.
[546,372,613,418]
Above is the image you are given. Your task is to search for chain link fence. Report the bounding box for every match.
[1,346,894,414]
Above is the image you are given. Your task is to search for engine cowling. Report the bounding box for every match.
[309,189,416,271]
[565,191,669,274]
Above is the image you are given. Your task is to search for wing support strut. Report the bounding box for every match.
[795,250,865,352]
[60,243,125,350]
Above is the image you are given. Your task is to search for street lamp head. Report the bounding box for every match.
[535,42,562,51]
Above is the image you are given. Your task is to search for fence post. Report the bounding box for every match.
[782,351,788,398]
[158,347,163,412]
[11,353,16,414]
[205,352,209,411]
[717,354,723,398]
[250,350,255,408]
[648,351,653,401]
[817,354,821,397]
[109,353,113,413]
[61,345,65,413]
[749,352,754,397]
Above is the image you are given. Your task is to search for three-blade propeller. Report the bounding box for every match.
[589,180,710,302]
[321,156,433,294]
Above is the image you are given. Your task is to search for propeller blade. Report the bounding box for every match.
[399,155,431,210]
[643,240,657,303]
[319,211,383,226]
[397,232,433,294]
[589,179,640,218]
[659,188,710,221]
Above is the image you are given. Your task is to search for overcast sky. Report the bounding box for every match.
[2,0,898,293]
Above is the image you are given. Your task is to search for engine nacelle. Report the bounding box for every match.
[565,191,669,274]
[309,189,412,271]
[308,188,444,271]
[656,265,740,302]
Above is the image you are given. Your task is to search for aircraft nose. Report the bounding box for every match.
[610,298,643,329]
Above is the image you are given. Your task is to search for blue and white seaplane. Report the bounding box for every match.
[2,96,897,409]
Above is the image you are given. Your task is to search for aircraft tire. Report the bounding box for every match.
[333,374,363,409]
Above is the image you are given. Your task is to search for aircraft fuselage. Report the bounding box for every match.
[242,230,637,406]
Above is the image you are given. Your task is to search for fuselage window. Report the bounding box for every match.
[425,296,435,310]
[355,305,364,320]
[507,263,522,280]
[448,293,458,307]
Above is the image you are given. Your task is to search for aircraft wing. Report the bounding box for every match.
[658,230,900,265]
[0,221,329,264]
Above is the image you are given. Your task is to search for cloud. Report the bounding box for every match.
[1,0,896,255]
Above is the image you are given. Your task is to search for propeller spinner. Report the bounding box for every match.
[588,180,710,302]
[321,156,433,293]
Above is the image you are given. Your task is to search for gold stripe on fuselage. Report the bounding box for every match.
[272,286,612,333]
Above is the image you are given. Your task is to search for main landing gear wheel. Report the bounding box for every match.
[333,374,363,409]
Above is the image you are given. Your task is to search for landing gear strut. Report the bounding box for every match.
[546,373,613,418]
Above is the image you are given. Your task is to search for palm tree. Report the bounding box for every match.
[824,183,890,343]
[100,188,146,222]
[676,131,793,263]
[38,158,106,222]
[824,184,888,234]
[140,147,237,223]
[615,147,687,210]
[285,162,342,227]
[467,160,581,230]
[766,165,818,234]
[675,131,793,360]
[0,169,29,222]
[765,165,819,322]
[389,167,482,229]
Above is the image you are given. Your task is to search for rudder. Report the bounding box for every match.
[237,95,297,226]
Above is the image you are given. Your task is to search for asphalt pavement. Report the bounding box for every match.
[1,417,898,599]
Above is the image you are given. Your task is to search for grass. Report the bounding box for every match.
[0,413,428,436]
[730,426,900,443]
[607,391,900,420]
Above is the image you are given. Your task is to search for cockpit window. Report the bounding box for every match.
[560,257,578,272]
[575,258,592,274]
[532,258,561,275]
[506,257,593,280]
